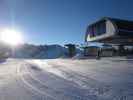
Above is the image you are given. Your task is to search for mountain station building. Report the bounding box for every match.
[84,17,133,56]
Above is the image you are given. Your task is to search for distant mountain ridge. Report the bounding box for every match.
[12,44,67,59]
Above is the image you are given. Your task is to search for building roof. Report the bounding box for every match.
[88,17,133,28]
[107,17,133,31]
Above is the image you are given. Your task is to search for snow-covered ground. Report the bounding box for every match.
[0,58,133,100]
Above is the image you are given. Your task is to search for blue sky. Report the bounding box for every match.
[0,0,133,45]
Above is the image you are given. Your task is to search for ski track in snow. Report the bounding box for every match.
[20,63,97,100]
[0,58,133,100]
[28,58,133,100]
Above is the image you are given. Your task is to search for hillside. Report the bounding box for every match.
[12,44,67,59]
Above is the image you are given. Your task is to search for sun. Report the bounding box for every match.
[0,28,23,46]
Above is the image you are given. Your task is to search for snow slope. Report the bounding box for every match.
[0,58,132,100]
[29,58,133,100]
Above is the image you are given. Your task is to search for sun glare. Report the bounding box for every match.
[0,28,23,45]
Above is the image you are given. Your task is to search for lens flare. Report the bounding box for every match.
[0,28,23,45]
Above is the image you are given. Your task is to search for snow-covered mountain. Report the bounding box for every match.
[12,44,67,59]
[0,43,82,59]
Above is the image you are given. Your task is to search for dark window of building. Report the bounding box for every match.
[87,20,106,38]
[114,20,133,37]
[115,20,133,31]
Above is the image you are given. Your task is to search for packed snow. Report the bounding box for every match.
[0,57,133,100]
